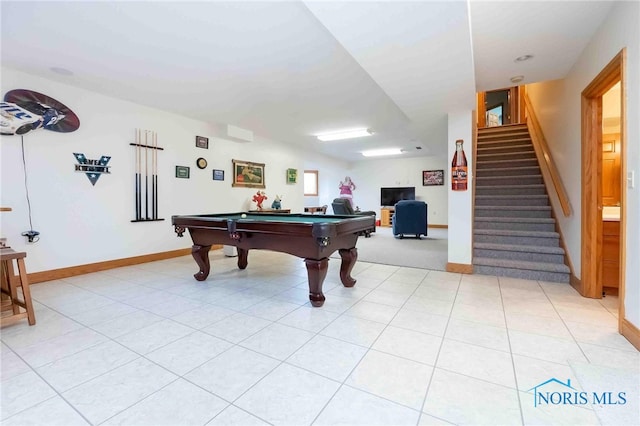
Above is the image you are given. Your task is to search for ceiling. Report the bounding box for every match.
[0,1,614,163]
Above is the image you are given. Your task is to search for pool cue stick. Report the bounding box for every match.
[151,131,155,219]
[137,131,142,220]
[154,132,158,219]
[135,129,140,220]
[151,131,154,219]
[145,130,149,220]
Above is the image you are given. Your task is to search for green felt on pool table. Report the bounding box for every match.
[203,213,347,223]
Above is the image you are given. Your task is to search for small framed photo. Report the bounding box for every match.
[423,169,444,186]
[175,165,190,179]
[213,169,225,181]
[195,136,209,149]
[286,168,297,184]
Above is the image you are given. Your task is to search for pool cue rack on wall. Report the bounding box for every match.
[130,129,165,223]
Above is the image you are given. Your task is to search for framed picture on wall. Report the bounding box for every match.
[423,169,444,186]
[232,159,265,188]
[195,136,209,149]
[287,168,297,184]
[175,165,190,179]
[212,169,224,181]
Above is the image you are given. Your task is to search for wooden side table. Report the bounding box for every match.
[380,207,395,227]
[1,207,11,249]
[1,248,36,326]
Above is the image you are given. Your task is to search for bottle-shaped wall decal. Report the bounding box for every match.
[451,139,468,191]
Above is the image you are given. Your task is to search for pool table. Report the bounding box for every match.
[172,212,375,307]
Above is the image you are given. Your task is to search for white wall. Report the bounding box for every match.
[447,110,473,265]
[0,67,334,273]
[527,1,639,327]
[303,156,349,210]
[344,155,449,225]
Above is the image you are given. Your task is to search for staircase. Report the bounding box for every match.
[473,124,570,283]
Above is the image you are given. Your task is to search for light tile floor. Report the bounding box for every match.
[1,250,638,425]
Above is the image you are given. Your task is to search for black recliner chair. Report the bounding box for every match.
[331,198,376,237]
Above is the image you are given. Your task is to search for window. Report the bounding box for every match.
[304,170,318,196]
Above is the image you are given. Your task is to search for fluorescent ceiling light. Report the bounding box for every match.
[361,148,403,157]
[316,128,373,141]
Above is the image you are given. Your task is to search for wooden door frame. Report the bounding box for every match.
[581,50,626,319]
[477,87,525,127]
[477,92,486,128]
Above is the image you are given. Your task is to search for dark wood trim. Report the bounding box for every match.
[446,262,473,274]
[428,224,448,229]
[28,246,223,284]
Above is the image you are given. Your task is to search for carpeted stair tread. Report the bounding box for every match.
[476,166,540,173]
[474,217,555,224]
[477,158,537,166]
[475,184,545,189]
[477,137,532,145]
[475,205,551,211]
[477,144,532,152]
[474,257,570,274]
[473,242,565,254]
[475,229,559,238]
[475,184,546,195]
[476,194,548,200]
[476,174,542,180]
[477,150,535,158]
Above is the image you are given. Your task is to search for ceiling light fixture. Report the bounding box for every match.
[514,55,533,62]
[316,128,373,141]
[361,148,402,157]
[510,75,525,83]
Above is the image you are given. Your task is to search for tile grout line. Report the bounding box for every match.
[416,271,463,425]
[537,281,606,425]
[498,276,527,426]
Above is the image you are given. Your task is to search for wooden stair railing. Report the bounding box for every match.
[523,93,572,217]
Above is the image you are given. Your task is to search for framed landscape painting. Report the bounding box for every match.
[423,169,444,186]
[232,159,265,188]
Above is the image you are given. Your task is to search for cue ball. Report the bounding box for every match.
[241,214,247,218]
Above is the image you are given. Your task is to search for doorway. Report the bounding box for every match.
[581,50,626,325]
[477,86,523,128]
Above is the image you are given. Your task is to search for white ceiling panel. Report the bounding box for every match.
[0,1,618,162]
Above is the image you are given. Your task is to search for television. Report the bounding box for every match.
[380,187,415,207]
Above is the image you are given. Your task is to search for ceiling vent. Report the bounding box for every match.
[227,125,253,143]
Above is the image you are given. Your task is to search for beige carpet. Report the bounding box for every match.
[331,226,448,271]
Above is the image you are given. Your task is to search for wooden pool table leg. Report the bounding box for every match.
[338,247,358,287]
[237,248,249,269]
[304,258,328,307]
[191,244,211,281]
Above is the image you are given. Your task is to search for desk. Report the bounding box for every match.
[172,213,375,306]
